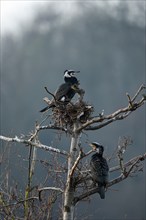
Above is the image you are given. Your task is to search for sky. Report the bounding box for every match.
[1,1,79,34]
[1,1,39,34]
[1,1,145,35]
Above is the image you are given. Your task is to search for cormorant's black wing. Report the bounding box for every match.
[40,82,78,112]
[90,155,109,176]
[90,154,109,199]
[55,82,74,101]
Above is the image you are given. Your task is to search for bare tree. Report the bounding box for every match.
[0,84,146,220]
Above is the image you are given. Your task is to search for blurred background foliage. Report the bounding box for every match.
[1,1,145,219]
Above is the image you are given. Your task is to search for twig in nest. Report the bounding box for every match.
[44,87,56,100]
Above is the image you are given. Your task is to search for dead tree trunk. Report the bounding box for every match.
[63,122,80,220]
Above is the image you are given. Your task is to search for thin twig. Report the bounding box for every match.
[126,93,133,107]
[0,197,39,208]
[131,84,146,102]
[110,153,146,172]
[44,87,56,100]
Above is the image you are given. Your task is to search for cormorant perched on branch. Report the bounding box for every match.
[40,70,80,112]
[89,142,109,199]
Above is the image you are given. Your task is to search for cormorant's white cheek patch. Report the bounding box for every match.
[64,71,71,78]
[96,148,100,153]
[61,96,66,102]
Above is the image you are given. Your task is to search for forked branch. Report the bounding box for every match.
[76,84,145,132]
[69,149,94,178]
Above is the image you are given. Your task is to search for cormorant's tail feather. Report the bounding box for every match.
[99,186,105,199]
[40,106,50,112]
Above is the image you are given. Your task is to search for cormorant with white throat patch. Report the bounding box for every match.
[40,69,80,112]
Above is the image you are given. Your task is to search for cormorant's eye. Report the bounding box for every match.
[70,72,75,77]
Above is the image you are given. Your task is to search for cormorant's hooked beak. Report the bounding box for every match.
[70,70,80,77]
[89,142,102,153]
[71,70,80,76]
[89,143,97,151]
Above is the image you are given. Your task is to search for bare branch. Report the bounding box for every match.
[110,153,146,172]
[69,148,94,179]
[0,135,68,156]
[84,112,131,131]
[69,151,83,178]
[83,150,94,157]
[38,187,64,193]
[38,187,64,201]
[77,85,145,132]
[80,153,146,175]
[29,123,71,141]
[38,124,71,133]
[73,174,125,204]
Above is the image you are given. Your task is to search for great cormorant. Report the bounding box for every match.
[90,142,109,199]
[40,70,80,112]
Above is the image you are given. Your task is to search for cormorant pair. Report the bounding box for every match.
[40,70,109,199]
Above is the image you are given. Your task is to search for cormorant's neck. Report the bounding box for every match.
[93,152,103,157]
[64,76,79,85]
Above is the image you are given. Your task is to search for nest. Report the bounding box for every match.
[51,100,93,127]
[43,87,93,127]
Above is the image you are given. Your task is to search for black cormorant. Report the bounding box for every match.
[40,70,80,112]
[90,142,109,199]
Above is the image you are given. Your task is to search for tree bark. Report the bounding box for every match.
[63,122,80,220]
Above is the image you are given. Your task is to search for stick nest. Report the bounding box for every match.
[52,100,93,127]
